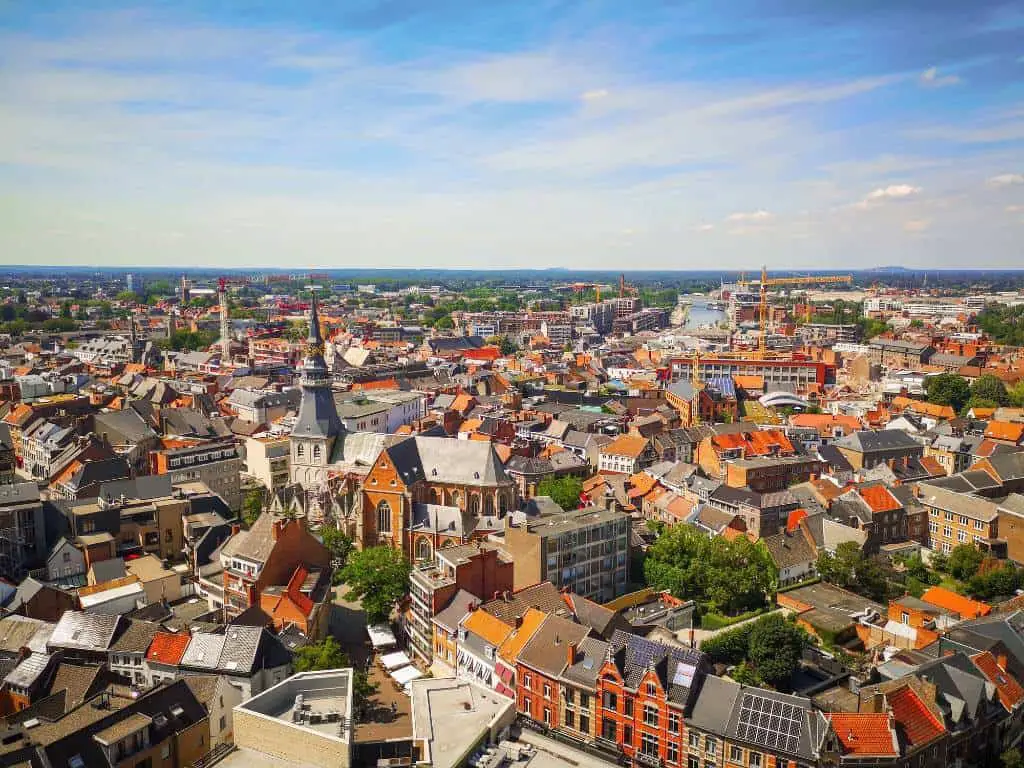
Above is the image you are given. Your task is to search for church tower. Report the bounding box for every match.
[290,291,344,489]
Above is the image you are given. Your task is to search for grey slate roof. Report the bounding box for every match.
[4,652,52,689]
[607,629,708,706]
[833,430,923,453]
[48,611,122,652]
[384,435,512,488]
[561,636,610,688]
[217,625,263,673]
[180,631,226,670]
[688,674,742,730]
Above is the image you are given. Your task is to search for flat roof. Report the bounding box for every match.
[237,669,353,743]
[410,678,515,768]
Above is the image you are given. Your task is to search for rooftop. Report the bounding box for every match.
[237,668,353,742]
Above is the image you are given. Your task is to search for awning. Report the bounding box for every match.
[368,624,398,649]
[495,682,515,698]
[381,651,412,671]
[391,665,424,686]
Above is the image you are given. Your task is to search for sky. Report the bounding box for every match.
[0,1,1022,271]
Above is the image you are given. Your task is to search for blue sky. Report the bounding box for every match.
[0,1,1022,269]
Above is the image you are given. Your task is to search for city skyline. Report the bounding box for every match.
[1,1,1022,269]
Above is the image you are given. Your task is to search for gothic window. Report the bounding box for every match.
[377,500,392,534]
[450,490,461,508]
[484,496,494,516]
[416,538,431,562]
[296,444,304,459]
[469,495,480,516]
[313,445,321,461]
[499,494,509,515]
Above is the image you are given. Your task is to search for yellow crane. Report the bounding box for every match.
[737,266,853,358]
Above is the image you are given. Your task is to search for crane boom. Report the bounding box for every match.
[735,266,853,358]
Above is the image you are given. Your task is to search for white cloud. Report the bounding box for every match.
[919,66,961,88]
[581,89,609,101]
[855,184,922,209]
[694,223,715,232]
[903,219,931,232]
[1007,205,1024,213]
[988,173,1024,186]
[726,210,773,223]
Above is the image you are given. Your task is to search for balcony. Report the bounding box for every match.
[635,752,663,768]
[411,563,455,590]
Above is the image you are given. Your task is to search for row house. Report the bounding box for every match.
[918,483,1003,557]
[150,437,243,511]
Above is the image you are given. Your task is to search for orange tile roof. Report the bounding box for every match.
[826,713,898,757]
[786,508,808,532]
[462,609,514,648]
[498,607,546,663]
[601,433,649,459]
[627,472,658,498]
[733,374,764,390]
[458,418,484,433]
[918,456,946,477]
[146,631,191,665]
[920,586,991,619]
[972,652,1024,712]
[970,407,997,419]
[858,484,902,513]
[891,396,955,420]
[885,685,945,748]
[789,413,863,438]
[985,420,1024,443]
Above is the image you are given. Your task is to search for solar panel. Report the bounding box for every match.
[735,692,803,755]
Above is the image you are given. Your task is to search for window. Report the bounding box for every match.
[643,704,658,726]
[602,691,617,710]
[641,732,659,757]
[943,526,952,538]
[942,542,951,553]
[579,713,589,733]
[565,709,575,728]
[959,515,968,526]
[958,530,967,543]
[646,681,657,695]
[564,689,575,705]
[313,445,321,461]
[377,500,392,534]
[623,725,632,745]
[704,736,716,756]
[579,693,589,710]
[667,741,679,764]
[901,611,910,624]
[521,696,531,711]
[601,718,617,742]
[523,673,532,688]
[624,698,633,717]
[668,713,680,734]
[296,444,304,459]
[161,744,170,759]
[689,732,700,749]
[975,520,984,530]
[543,707,551,724]
[749,752,762,768]
[688,758,700,768]
[543,683,551,699]
[729,745,743,762]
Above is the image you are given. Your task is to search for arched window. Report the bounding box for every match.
[313,445,321,461]
[377,500,392,534]
[416,537,431,562]
[499,495,509,515]
[484,496,495,517]
[296,443,304,459]
[430,488,441,504]
[450,490,461,508]
[468,495,480,516]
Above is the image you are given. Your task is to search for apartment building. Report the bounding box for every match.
[150,438,243,511]
[502,504,630,602]
[0,482,45,581]
[243,435,290,492]
[598,434,657,475]
[868,339,935,369]
[406,542,513,667]
[666,356,832,390]
[919,483,1003,556]
[570,301,615,333]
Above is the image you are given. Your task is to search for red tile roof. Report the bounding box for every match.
[146,631,191,665]
[885,685,945,748]
[985,421,1024,444]
[919,586,991,619]
[972,652,1024,712]
[827,713,898,757]
[858,484,902,514]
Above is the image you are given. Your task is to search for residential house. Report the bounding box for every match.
[833,430,925,472]
[598,434,658,475]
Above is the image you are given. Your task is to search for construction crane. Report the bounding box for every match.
[569,282,603,303]
[737,266,852,358]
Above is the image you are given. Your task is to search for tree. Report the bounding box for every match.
[929,550,949,573]
[1010,381,1024,408]
[242,488,263,526]
[341,546,411,624]
[536,476,583,511]
[321,526,354,576]
[970,374,1009,407]
[434,315,454,330]
[926,373,970,413]
[1002,748,1024,768]
[947,544,984,581]
[748,615,807,690]
[816,542,893,602]
[499,336,518,356]
[294,636,349,672]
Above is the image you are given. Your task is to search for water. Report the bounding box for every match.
[684,303,727,330]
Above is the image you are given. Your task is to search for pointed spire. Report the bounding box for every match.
[308,288,323,348]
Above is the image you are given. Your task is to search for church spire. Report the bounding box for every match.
[299,289,330,388]
[292,288,343,443]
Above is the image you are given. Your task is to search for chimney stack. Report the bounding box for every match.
[567,642,577,667]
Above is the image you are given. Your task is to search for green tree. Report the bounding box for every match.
[242,488,264,526]
[970,375,1009,407]
[60,301,72,319]
[434,315,454,330]
[116,290,139,303]
[947,544,984,581]
[929,550,949,573]
[816,542,892,602]
[536,476,584,511]
[1002,748,1024,768]
[1010,381,1024,408]
[341,546,411,624]
[926,373,970,413]
[294,636,349,672]
[499,336,518,356]
[748,615,807,690]
[321,526,354,579]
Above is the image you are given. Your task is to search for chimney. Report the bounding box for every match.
[688,628,695,648]
[997,651,1009,670]
[271,518,287,541]
[230,524,240,536]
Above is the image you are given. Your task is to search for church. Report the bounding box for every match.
[287,293,517,560]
